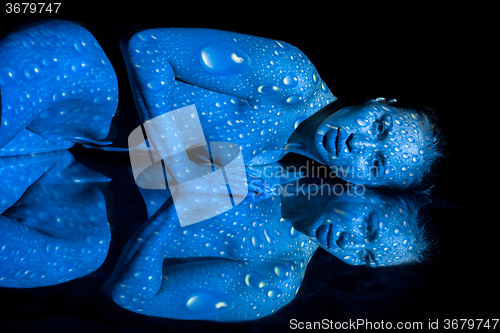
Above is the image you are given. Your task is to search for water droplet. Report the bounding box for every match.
[137,33,158,42]
[294,116,306,129]
[200,42,249,75]
[74,38,88,53]
[0,67,15,85]
[356,117,369,127]
[273,264,291,280]
[251,234,263,248]
[266,288,282,299]
[19,91,32,103]
[93,94,114,104]
[41,56,58,67]
[146,79,166,91]
[52,91,68,102]
[321,82,329,92]
[276,40,290,50]
[312,72,318,83]
[385,166,395,175]
[379,222,387,231]
[285,94,303,104]
[283,74,298,87]
[185,291,232,316]
[258,84,278,94]
[71,62,87,73]
[245,272,265,288]
[24,64,40,79]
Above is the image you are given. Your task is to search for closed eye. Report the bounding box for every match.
[370,151,385,178]
[372,114,392,140]
[364,212,379,242]
[363,249,377,267]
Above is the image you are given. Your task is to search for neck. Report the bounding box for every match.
[285,100,345,163]
[280,177,343,237]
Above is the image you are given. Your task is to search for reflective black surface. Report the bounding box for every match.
[0,5,486,333]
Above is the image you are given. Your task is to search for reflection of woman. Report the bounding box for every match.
[283,178,433,266]
[104,165,433,322]
[0,150,111,288]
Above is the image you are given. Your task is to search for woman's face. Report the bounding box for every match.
[308,192,416,266]
[313,103,427,187]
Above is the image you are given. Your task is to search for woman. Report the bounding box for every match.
[122,27,445,191]
[0,20,444,190]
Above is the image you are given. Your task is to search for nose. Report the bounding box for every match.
[336,232,365,250]
[346,134,376,153]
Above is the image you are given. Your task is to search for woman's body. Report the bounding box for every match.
[124,28,442,190]
[0,150,111,288]
[1,21,441,190]
[105,163,316,321]
[0,19,118,156]
[122,27,336,166]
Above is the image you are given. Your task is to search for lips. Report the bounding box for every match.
[323,127,338,155]
[315,223,336,249]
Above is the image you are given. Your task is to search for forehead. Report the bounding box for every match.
[369,222,416,266]
[375,106,428,181]
[326,203,416,266]
[386,116,425,158]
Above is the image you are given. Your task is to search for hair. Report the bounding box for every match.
[387,100,447,192]
[373,190,436,266]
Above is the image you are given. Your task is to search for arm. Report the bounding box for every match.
[105,194,308,322]
[0,152,110,288]
[107,250,306,322]
[121,27,323,121]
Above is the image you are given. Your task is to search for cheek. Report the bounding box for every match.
[326,248,364,265]
[328,109,369,131]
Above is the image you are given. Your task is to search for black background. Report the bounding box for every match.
[0,3,488,332]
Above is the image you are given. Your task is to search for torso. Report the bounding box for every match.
[159,194,318,262]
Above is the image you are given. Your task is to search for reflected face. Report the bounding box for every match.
[314,103,427,187]
[308,193,416,266]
